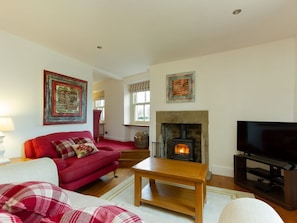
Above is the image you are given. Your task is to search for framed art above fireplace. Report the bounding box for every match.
[166,71,195,103]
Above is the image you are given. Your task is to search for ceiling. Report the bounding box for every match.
[1,0,297,82]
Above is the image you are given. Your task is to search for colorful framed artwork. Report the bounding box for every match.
[166,71,195,103]
[43,70,87,125]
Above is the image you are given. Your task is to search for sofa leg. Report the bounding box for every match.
[114,171,118,178]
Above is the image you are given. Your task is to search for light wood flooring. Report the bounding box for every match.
[78,168,297,223]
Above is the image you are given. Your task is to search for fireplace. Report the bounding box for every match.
[156,111,209,165]
[162,123,200,162]
[169,124,195,161]
[171,138,195,161]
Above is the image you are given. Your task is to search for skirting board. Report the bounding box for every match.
[211,164,234,177]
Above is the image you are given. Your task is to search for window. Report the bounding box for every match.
[93,91,105,122]
[129,81,150,124]
[94,99,105,121]
[132,91,150,122]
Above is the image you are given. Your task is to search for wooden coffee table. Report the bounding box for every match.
[132,157,208,223]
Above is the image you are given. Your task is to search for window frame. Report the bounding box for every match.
[93,99,105,122]
[131,90,150,124]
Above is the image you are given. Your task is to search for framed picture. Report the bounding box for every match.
[43,70,87,125]
[166,71,195,103]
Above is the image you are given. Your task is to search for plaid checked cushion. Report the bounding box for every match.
[0,210,23,223]
[71,143,99,158]
[0,181,72,218]
[12,210,44,223]
[52,139,76,159]
[71,137,93,144]
[41,205,143,223]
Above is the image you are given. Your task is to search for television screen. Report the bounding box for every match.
[237,121,297,164]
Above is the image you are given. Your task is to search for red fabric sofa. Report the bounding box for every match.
[24,131,120,191]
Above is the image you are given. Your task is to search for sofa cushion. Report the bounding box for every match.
[52,158,68,171]
[31,131,96,159]
[41,205,143,223]
[52,139,76,159]
[72,137,93,144]
[71,143,99,158]
[58,150,120,184]
[32,137,59,159]
[0,181,72,217]
[13,210,44,223]
[0,210,23,223]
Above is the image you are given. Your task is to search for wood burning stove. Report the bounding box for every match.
[171,138,195,161]
[170,124,195,161]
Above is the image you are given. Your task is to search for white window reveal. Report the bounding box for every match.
[129,81,150,124]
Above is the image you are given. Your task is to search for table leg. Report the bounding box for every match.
[149,179,156,186]
[134,173,142,206]
[195,182,204,223]
[203,181,206,203]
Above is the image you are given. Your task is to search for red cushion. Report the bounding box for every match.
[13,210,44,223]
[0,210,23,223]
[24,140,36,158]
[52,158,68,171]
[41,205,143,223]
[32,137,59,158]
[32,131,95,158]
[0,182,72,218]
[72,137,93,144]
[52,139,76,159]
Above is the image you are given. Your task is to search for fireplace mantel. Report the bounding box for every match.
[156,110,209,165]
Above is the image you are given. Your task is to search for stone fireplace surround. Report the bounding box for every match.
[156,110,209,165]
[162,123,200,162]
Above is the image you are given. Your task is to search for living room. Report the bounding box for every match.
[1,8,297,179]
[1,28,297,178]
[1,2,297,222]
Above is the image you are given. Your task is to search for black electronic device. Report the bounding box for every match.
[237,121,297,165]
[255,181,272,192]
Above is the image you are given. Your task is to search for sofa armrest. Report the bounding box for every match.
[0,158,59,186]
[24,139,36,158]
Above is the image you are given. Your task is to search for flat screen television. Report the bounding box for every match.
[237,121,297,164]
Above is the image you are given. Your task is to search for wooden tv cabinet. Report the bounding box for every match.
[234,154,297,210]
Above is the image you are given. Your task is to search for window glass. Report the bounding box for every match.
[132,91,150,122]
[94,99,105,121]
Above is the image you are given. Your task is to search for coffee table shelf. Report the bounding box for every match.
[141,181,195,216]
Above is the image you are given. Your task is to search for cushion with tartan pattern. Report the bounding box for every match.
[52,139,76,159]
[41,205,143,223]
[0,181,72,220]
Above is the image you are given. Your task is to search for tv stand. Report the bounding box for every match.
[234,154,297,210]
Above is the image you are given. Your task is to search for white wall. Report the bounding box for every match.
[150,38,296,176]
[294,36,297,121]
[0,30,94,158]
[93,79,126,141]
[93,38,297,176]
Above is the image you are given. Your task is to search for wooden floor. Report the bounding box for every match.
[78,168,297,223]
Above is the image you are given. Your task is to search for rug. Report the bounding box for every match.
[100,176,254,223]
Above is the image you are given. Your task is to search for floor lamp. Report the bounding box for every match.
[0,117,15,164]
